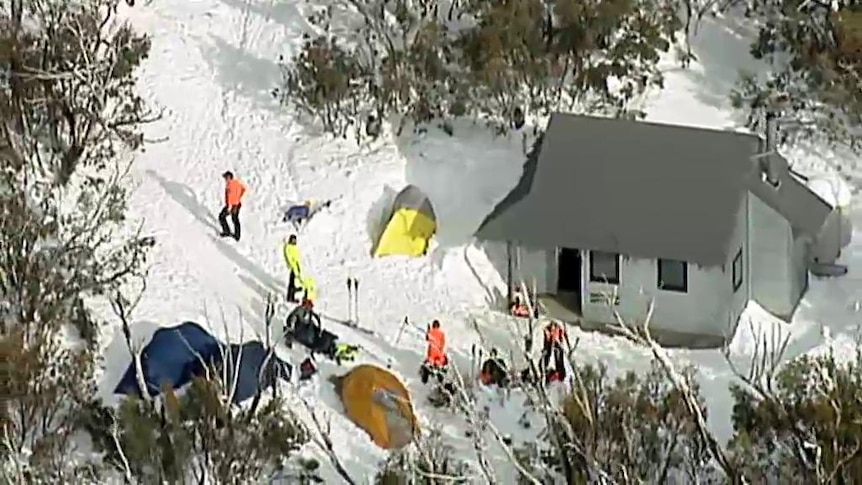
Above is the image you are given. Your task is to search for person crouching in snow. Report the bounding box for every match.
[284,200,312,230]
[421,320,448,384]
[283,198,335,230]
[510,295,530,317]
[480,348,509,387]
[282,234,303,302]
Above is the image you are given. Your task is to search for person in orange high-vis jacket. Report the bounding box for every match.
[421,320,447,384]
[219,171,247,241]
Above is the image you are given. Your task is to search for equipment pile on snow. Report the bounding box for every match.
[284,305,359,365]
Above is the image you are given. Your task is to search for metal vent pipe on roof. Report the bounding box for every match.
[761,110,786,187]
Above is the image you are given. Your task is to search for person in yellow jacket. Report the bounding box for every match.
[283,234,303,302]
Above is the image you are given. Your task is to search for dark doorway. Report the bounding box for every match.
[557,248,582,314]
[557,248,581,291]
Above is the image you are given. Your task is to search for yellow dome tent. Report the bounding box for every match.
[372,185,437,257]
[330,364,419,449]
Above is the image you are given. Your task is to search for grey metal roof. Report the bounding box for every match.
[750,168,832,238]
[475,113,832,267]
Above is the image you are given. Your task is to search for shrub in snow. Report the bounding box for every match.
[84,377,313,484]
[374,428,470,484]
[275,0,682,141]
[726,345,862,482]
[732,2,862,152]
[1,0,156,480]
[544,319,862,483]
[0,0,156,344]
[534,360,721,483]
[2,328,104,482]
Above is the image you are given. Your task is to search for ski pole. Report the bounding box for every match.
[393,316,409,346]
[354,278,360,325]
[346,276,353,323]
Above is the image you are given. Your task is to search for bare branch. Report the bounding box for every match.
[609,299,742,482]
[111,283,151,403]
[109,411,134,485]
[300,397,357,485]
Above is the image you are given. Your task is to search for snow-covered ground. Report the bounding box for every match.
[96,1,862,481]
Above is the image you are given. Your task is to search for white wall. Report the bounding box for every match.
[748,194,795,318]
[580,254,733,338]
[728,193,749,335]
[516,245,553,293]
[789,233,809,309]
[578,197,749,339]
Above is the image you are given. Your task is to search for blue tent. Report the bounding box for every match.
[114,321,291,404]
[223,341,292,403]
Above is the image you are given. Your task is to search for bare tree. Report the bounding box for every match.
[608,301,741,482]
[278,0,686,140]
[1,0,159,341]
[0,2,158,479]
[730,0,862,151]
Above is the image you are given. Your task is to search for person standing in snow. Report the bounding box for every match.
[421,320,448,384]
[283,234,303,302]
[219,171,246,241]
[541,320,569,382]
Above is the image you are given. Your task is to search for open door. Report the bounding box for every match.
[556,247,582,314]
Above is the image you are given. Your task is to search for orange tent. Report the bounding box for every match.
[330,364,419,449]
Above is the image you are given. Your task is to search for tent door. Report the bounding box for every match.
[556,247,582,314]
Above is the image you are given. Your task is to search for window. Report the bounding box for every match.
[658,259,687,292]
[589,251,620,284]
[732,248,743,292]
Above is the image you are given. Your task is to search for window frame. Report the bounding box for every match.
[589,250,620,285]
[657,258,688,293]
[732,248,743,292]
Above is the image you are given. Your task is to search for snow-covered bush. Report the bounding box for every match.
[276,0,682,140]
[732,1,862,151]
[375,429,471,484]
[1,0,156,479]
[523,359,721,482]
[1,328,103,482]
[0,0,156,341]
[727,344,862,481]
[83,378,313,484]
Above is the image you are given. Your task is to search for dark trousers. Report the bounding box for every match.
[542,342,564,371]
[420,363,445,385]
[218,204,241,240]
[287,271,299,302]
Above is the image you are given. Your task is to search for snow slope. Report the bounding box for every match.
[98,1,862,481]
